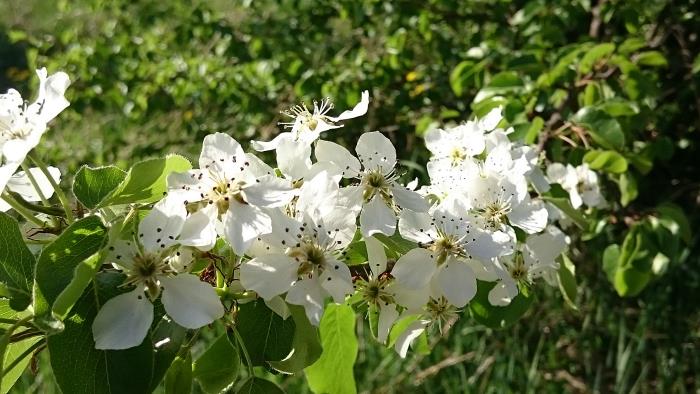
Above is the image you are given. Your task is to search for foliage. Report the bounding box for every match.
[0,0,699,392]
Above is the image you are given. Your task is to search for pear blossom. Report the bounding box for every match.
[240,172,356,325]
[424,107,502,164]
[315,131,428,237]
[463,170,548,235]
[251,90,369,152]
[353,236,399,344]
[546,163,604,209]
[92,198,224,350]
[488,226,567,306]
[166,132,295,254]
[0,167,61,212]
[0,68,70,194]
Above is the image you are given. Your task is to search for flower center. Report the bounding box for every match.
[361,169,393,202]
[431,233,466,264]
[289,239,328,276]
[427,297,459,330]
[481,201,511,228]
[449,147,467,165]
[355,277,394,306]
[204,177,246,214]
[123,252,172,300]
[506,253,528,282]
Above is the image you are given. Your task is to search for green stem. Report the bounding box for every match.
[9,329,42,343]
[233,328,254,376]
[0,193,46,227]
[1,340,44,376]
[8,191,66,217]
[28,152,74,223]
[19,162,49,206]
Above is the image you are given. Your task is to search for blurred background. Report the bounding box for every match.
[1,0,699,392]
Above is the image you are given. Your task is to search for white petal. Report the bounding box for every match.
[7,166,61,202]
[276,135,312,180]
[285,279,326,326]
[250,132,290,152]
[265,296,291,320]
[199,133,245,176]
[319,260,353,303]
[315,140,361,177]
[355,132,397,173]
[391,185,428,212]
[525,226,567,264]
[424,128,450,156]
[360,196,396,237]
[377,304,399,344]
[239,254,297,300]
[391,283,431,313]
[223,201,272,255]
[394,320,430,358]
[392,248,437,289]
[480,107,502,131]
[545,163,572,186]
[326,90,369,122]
[139,197,186,252]
[398,210,435,244]
[30,69,70,124]
[317,207,357,249]
[364,236,387,277]
[92,289,153,350]
[509,199,548,234]
[464,227,515,260]
[161,274,224,328]
[167,248,194,273]
[432,258,477,307]
[178,206,218,251]
[243,175,295,208]
[106,240,138,271]
[488,280,518,306]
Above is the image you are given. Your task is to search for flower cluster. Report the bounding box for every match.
[1,70,601,359]
[92,92,582,356]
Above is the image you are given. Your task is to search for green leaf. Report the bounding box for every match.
[571,107,625,150]
[469,281,534,328]
[578,43,615,74]
[474,71,524,103]
[73,165,127,209]
[614,266,652,297]
[597,99,639,117]
[449,60,482,96]
[47,272,157,394]
[635,51,668,67]
[0,300,40,394]
[618,173,638,206]
[305,304,358,394]
[656,203,692,245]
[602,244,621,283]
[237,377,285,394]
[692,53,700,74]
[269,305,322,374]
[374,233,417,258]
[235,299,295,366]
[165,352,193,394]
[33,216,107,324]
[98,154,191,207]
[193,334,240,393]
[557,255,578,310]
[0,212,36,311]
[150,315,188,391]
[583,150,628,173]
[541,184,588,229]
